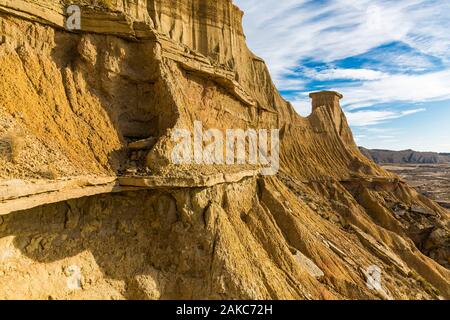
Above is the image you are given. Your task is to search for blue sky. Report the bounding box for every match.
[234,0,450,152]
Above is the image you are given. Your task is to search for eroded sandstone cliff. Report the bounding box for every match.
[0,0,448,299]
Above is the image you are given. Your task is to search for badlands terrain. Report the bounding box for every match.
[0,0,448,300]
[361,148,450,209]
[360,147,450,164]
[382,164,450,209]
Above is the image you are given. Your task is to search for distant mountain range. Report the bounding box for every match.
[359,147,450,164]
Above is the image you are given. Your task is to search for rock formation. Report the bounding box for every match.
[360,147,450,164]
[0,0,448,299]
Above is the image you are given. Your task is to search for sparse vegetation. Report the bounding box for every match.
[37,165,60,180]
[0,131,25,163]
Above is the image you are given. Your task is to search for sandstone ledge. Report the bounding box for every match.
[341,176,403,187]
[118,170,259,188]
[0,176,132,216]
[158,35,256,107]
[0,176,117,202]
[0,0,139,36]
[0,170,259,216]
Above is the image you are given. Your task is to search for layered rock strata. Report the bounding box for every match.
[0,0,448,299]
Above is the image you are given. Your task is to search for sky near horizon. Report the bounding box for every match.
[234,0,450,153]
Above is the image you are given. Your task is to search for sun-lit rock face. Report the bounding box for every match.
[0,0,448,300]
[310,91,343,110]
[149,0,245,61]
[308,91,355,146]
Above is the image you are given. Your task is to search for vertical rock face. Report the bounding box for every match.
[309,91,355,146]
[149,0,245,62]
[310,91,344,110]
[0,0,449,300]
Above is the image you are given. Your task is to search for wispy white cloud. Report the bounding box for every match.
[289,94,312,116]
[275,77,306,91]
[345,108,426,126]
[303,68,388,81]
[235,0,450,102]
[235,0,450,81]
[338,70,450,110]
[234,0,450,150]
[289,94,427,127]
[289,69,450,115]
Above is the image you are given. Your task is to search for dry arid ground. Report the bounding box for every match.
[383,164,450,209]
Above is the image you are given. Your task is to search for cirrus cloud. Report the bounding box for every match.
[234,0,450,150]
